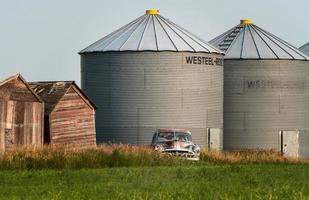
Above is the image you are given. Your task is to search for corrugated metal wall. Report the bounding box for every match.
[299,130,309,157]
[81,52,223,147]
[224,60,309,151]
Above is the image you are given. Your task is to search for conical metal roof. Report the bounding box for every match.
[300,43,309,55]
[79,10,222,54]
[210,20,308,60]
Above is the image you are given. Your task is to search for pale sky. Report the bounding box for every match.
[1,0,308,85]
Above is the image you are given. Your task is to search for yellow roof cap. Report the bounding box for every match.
[146,10,159,15]
[240,19,253,24]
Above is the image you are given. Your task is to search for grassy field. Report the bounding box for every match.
[0,146,309,200]
[1,164,309,200]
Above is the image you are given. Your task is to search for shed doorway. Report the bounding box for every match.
[44,116,50,144]
[280,130,299,158]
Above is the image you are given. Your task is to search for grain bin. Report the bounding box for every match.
[210,20,309,157]
[300,43,309,55]
[79,10,224,147]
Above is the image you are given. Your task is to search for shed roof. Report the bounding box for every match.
[79,10,222,54]
[0,74,42,102]
[210,20,308,60]
[300,43,309,55]
[29,81,96,114]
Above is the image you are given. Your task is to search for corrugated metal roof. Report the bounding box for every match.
[300,43,309,55]
[210,20,308,60]
[79,10,222,54]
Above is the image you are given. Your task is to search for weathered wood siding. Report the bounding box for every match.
[0,78,38,102]
[50,87,96,146]
[0,101,43,150]
[0,77,44,150]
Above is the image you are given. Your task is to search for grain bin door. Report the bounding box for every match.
[281,130,299,158]
[207,128,223,150]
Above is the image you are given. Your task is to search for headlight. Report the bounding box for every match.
[192,145,200,153]
[154,145,164,152]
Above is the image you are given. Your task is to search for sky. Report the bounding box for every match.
[1,0,308,85]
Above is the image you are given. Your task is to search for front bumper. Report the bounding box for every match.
[163,149,200,161]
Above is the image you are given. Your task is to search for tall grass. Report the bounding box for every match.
[0,145,308,170]
[0,144,185,170]
[200,149,309,164]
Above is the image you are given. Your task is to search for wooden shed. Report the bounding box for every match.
[0,74,44,150]
[29,81,96,146]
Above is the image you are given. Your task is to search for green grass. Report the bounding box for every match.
[1,164,309,200]
[1,146,309,199]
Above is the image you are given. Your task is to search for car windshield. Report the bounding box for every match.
[157,131,192,142]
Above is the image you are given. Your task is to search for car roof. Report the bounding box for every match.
[157,128,191,134]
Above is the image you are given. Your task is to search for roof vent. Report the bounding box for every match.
[146,10,159,15]
[240,19,253,24]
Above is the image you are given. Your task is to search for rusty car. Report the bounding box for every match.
[151,128,200,160]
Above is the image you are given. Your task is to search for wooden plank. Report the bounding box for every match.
[51,110,94,118]
[51,117,95,126]
[50,127,94,135]
[15,102,24,145]
[36,102,44,145]
[0,101,6,150]
[6,101,14,129]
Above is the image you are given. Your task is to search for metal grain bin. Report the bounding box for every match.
[80,10,224,147]
[210,20,309,155]
[300,43,309,55]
